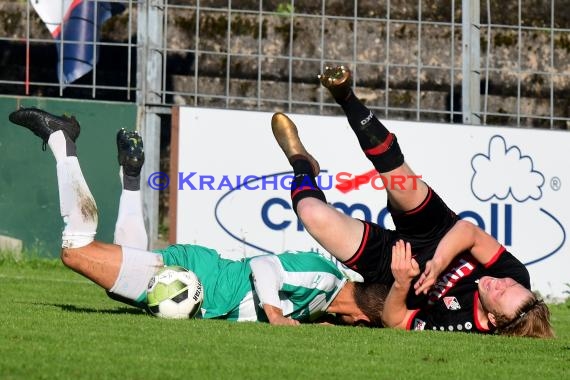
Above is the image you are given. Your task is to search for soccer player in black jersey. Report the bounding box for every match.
[271,65,553,338]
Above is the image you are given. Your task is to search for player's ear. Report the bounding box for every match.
[356,312,371,325]
[487,312,497,327]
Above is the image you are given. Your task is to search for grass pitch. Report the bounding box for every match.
[1,258,569,380]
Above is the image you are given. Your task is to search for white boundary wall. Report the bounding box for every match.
[173,107,569,299]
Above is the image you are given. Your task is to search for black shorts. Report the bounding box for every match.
[343,187,458,284]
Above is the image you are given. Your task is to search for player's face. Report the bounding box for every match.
[478,276,533,319]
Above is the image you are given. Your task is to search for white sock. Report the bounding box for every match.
[109,246,163,301]
[119,166,124,187]
[47,130,67,163]
[47,130,97,248]
[114,187,148,250]
[55,157,98,248]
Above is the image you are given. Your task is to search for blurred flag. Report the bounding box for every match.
[31,0,125,85]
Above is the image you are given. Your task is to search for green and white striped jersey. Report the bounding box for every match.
[250,252,347,322]
[155,244,347,323]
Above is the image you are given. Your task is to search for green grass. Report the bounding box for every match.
[1,259,569,380]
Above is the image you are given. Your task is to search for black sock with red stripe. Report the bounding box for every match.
[364,134,404,173]
[290,159,327,213]
[338,94,404,172]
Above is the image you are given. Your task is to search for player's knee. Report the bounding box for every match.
[60,247,80,270]
[296,198,330,228]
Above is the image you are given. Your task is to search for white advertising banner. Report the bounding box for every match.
[172,107,569,299]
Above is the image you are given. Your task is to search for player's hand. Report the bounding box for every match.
[413,258,443,295]
[269,316,301,326]
[391,240,420,287]
[263,304,301,326]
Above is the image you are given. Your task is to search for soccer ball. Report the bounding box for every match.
[147,266,204,319]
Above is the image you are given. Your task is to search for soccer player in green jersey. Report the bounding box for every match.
[8,107,386,326]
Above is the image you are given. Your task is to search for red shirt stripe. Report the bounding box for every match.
[406,309,422,330]
[343,222,370,267]
[473,291,490,332]
[484,246,506,268]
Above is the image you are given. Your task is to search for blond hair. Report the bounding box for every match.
[495,296,555,339]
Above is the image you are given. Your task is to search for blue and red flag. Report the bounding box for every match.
[31,0,125,85]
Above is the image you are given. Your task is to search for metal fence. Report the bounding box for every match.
[2,0,570,127]
[1,0,569,245]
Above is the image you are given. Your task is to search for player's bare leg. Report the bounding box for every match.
[319,65,428,211]
[8,108,120,285]
[61,242,123,289]
[8,108,161,304]
[272,112,363,261]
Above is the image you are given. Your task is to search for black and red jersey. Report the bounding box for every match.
[342,187,530,334]
[405,246,530,333]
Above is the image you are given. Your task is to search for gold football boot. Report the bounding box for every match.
[318,65,353,101]
[271,112,320,176]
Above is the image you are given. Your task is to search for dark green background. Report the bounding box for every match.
[0,96,137,257]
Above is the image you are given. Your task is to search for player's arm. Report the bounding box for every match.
[382,240,420,329]
[249,255,300,326]
[414,220,501,295]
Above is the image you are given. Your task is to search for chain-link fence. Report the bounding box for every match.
[1,0,569,129]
